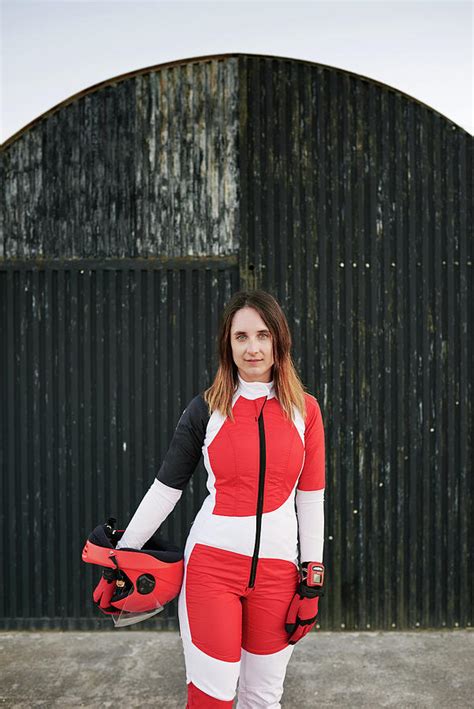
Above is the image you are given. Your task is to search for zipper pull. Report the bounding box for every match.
[255,395,268,421]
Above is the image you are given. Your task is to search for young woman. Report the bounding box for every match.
[114,289,326,708]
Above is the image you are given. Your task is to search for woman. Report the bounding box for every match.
[115,289,326,708]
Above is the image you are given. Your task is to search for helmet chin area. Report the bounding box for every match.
[110,571,157,608]
[111,573,164,627]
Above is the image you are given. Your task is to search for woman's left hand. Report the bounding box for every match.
[285,584,321,645]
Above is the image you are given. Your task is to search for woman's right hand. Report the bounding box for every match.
[92,573,116,611]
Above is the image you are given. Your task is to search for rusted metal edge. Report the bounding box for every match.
[2,53,471,151]
[0,255,238,271]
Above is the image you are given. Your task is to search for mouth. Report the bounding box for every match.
[246,360,263,363]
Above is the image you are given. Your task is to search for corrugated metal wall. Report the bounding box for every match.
[1,54,472,630]
[0,259,239,628]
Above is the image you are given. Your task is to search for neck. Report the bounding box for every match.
[236,372,275,400]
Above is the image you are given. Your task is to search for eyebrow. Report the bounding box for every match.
[233,329,271,336]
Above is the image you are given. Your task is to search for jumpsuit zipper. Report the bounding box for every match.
[248,396,267,589]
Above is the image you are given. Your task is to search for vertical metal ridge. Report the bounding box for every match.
[56,269,67,618]
[3,271,16,618]
[379,87,394,629]
[279,60,289,303]
[432,113,443,628]
[330,68,344,630]
[262,58,274,291]
[393,92,406,628]
[82,269,92,588]
[143,270,155,493]
[31,270,41,617]
[420,109,433,628]
[457,130,471,629]
[120,271,131,519]
[367,78,380,631]
[300,63,313,388]
[69,268,80,619]
[406,98,417,629]
[238,58,249,288]
[43,269,54,619]
[250,59,261,278]
[351,71,364,630]
[445,123,456,629]
[19,270,29,617]
[132,270,144,507]
[291,60,303,370]
[106,271,117,523]
[157,268,168,494]
[93,270,105,584]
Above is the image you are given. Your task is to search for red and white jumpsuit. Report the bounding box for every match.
[117,374,325,708]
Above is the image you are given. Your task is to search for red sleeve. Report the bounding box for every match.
[297,394,325,491]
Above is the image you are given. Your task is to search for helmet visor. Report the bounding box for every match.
[111,593,164,628]
[112,607,163,627]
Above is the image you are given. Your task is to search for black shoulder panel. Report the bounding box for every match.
[155,393,211,491]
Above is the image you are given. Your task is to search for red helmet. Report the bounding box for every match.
[82,518,184,626]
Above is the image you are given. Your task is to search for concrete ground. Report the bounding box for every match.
[0,630,473,708]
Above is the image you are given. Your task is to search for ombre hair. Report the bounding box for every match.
[204,290,309,423]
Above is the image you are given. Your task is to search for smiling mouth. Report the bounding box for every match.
[246,360,263,362]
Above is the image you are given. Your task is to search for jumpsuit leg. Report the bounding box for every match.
[236,557,299,709]
[178,543,249,706]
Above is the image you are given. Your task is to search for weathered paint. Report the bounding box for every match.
[1,58,239,258]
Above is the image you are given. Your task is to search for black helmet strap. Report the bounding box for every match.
[105,553,126,587]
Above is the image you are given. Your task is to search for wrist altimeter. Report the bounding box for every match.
[299,561,325,598]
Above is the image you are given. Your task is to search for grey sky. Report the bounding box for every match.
[1,0,473,144]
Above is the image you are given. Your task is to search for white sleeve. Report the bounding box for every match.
[295,487,325,563]
[115,478,182,550]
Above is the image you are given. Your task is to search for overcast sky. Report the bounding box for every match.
[1,0,473,144]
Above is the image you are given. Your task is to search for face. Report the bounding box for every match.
[230,307,274,383]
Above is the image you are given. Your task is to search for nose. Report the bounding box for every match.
[246,341,261,355]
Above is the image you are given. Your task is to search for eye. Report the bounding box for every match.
[235,333,269,340]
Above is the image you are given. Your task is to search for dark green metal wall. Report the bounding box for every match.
[1,54,472,630]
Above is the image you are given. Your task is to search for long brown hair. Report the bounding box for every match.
[204,290,309,423]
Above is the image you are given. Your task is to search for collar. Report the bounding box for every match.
[236,372,275,400]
